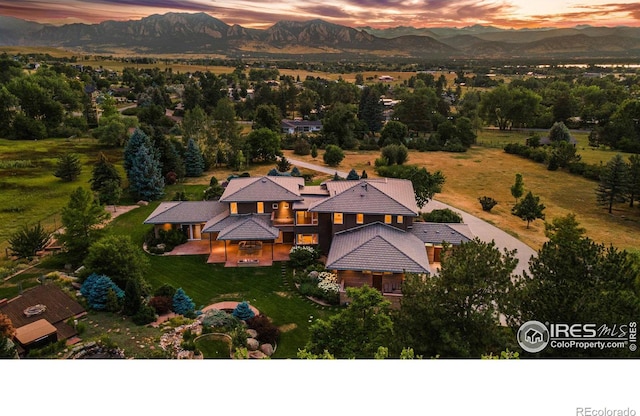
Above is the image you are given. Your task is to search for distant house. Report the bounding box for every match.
[143,176,474,305]
[378,75,394,82]
[280,119,323,134]
[0,284,86,356]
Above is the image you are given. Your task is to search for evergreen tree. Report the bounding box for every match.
[358,86,384,133]
[90,152,122,205]
[361,170,368,179]
[53,153,82,182]
[59,187,110,261]
[232,301,255,321]
[128,144,165,201]
[310,144,318,159]
[346,169,360,180]
[290,167,301,177]
[124,128,153,174]
[276,156,292,172]
[87,275,124,311]
[548,121,571,143]
[8,223,51,259]
[511,191,545,228]
[123,278,142,316]
[184,138,205,177]
[596,154,629,214]
[172,288,195,316]
[510,173,524,203]
[626,154,640,207]
[160,138,186,180]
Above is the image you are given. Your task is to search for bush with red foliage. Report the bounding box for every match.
[148,295,173,315]
[246,314,280,346]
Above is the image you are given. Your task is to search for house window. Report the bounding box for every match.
[356,213,364,224]
[296,234,318,245]
[333,212,343,224]
[397,215,403,224]
[296,211,318,225]
[384,214,392,224]
[257,202,264,214]
[230,202,238,215]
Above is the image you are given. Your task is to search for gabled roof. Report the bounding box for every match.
[326,222,430,274]
[215,214,280,241]
[410,222,474,245]
[144,201,227,224]
[309,178,418,216]
[219,176,304,203]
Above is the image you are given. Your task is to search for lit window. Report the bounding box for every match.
[257,202,264,213]
[356,213,364,224]
[397,215,403,223]
[334,212,343,224]
[384,214,392,224]
[230,202,238,214]
[296,234,318,245]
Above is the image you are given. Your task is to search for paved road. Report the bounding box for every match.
[288,157,537,276]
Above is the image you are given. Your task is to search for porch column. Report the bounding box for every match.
[224,241,227,261]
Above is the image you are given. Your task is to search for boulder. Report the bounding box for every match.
[248,350,267,359]
[137,200,149,206]
[246,337,259,351]
[259,343,274,357]
[308,270,319,279]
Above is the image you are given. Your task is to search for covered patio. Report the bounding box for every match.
[207,240,292,267]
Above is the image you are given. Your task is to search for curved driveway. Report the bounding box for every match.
[288,157,537,276]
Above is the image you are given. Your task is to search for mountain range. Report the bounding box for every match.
[3,12,640,60]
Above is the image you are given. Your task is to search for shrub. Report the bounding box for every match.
[132,303,157,326]
[288,245,320,269]
[232,301,255,321]
[80,274,124,311]
[478,196,498,212]
[323,145,345,167]
[293,138,311,156]
[154,283,177,298]
[148,296,173,315]
[247,315,280,346]
[202,309,240,329]
[381,144,409,165]
[421,208,463,223]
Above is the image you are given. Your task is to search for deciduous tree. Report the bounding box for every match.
[511,191,545,228]
[322,144,345,167]
[84,235,149,291]
[510,173,524,203]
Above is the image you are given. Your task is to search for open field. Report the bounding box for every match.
[283,137,640,252]
[0,138,124,252]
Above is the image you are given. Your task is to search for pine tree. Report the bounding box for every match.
[90,152,122,205]
[311,144,318,159]
[361,170,368,179]
[347,169,360,180]
[87,275,124,310]
[510,173,524,203]
[124,128,153,174]
[511,191,545,228]
[123,278,142,316]
[184,138,204,177]
[54,153,82,182]
[232,301,255,321]
[626,155,640,207]
[358,86,384,133]
[172,288,195,316]
[60,187,110,260]
[128,144,165,201]
[596,154,629,214]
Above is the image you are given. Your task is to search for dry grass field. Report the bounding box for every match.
[283,142,640,252]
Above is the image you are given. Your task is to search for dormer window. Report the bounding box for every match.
[257,202,264,214]
[334,212,343,225]
[230,202,238,215]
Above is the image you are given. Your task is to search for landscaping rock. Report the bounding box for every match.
[246,329,258,338]
[137,200,149,206]
[259,343,274,357]
[248,350,267,359]
[308,270,319,279]
[246,337,259,351]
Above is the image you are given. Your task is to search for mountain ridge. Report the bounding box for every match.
[3,12,640,59]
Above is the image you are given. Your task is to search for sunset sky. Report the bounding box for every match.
[1,0,640,29]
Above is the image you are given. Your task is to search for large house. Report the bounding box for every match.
[144,176,472,304]
[280,119,323,135]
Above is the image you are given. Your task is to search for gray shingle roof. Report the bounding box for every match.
[215,214,280,241]
[144,201,227,224]
[220,176,304,202]
[326,222,430,273]
[410,222,474,245]
[309,178,418,216]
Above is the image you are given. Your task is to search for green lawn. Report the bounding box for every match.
[104,203,339,358]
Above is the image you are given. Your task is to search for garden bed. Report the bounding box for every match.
[194,333,232,359]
